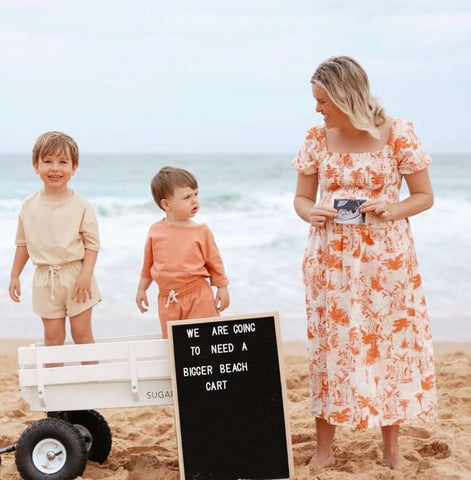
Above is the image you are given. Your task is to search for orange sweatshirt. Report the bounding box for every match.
[140,221,228,290]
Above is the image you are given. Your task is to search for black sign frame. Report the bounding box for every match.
[168,312,294,480]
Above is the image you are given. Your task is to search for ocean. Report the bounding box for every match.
[1,153,469,341]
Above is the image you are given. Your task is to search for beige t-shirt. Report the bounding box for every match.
[15,192,100,266]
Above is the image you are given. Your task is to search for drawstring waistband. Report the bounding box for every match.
[47,265,61,300]
[34,261,82,300]
[159,277,208,309]
[165,289,179,308]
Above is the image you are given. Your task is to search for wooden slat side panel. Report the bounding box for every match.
[19,359,171,387]
[18,339,169,365]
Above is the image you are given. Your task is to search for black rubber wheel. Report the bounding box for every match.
[67,410,112,464]
[15,418,87,480]
[47,410,112,464]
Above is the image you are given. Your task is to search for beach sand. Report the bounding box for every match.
[0,339,470,480]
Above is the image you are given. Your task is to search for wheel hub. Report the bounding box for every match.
[46,451,56,460]
[32,439,67,474]
[73,423,93,452]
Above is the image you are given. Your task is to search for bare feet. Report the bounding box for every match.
[308,449,335,468]
[383,450,411,469]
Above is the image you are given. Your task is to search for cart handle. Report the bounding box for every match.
[0,444,17,454]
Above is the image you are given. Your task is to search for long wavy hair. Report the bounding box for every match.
[311,56,386,139]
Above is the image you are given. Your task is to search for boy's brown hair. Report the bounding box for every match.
[151,166,198,210]
[32,131,79,167]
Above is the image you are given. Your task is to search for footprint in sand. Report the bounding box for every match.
[291,431,314,444]
[418,440,451,459]
[402,425,433,439]
[131,411,155,424]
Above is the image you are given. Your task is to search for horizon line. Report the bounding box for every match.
[0,151,470,157]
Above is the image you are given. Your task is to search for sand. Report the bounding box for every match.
[0,339,470,480]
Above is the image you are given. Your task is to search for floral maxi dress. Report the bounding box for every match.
[292,118,437,429]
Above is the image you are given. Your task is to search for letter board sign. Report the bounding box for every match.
[168,312,294,480]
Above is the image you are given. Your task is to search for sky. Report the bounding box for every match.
[1,0,470,154]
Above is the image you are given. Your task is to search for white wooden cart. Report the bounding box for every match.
[1,333,173,480]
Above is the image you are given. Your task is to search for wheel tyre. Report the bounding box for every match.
[67,410,112,464]
[15,418,87,480]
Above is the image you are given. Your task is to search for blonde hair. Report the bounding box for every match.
[151,166,198,210]
[32,131,79,167]
[311,56,386,139]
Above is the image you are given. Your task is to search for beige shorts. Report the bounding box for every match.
[33,261,102,319]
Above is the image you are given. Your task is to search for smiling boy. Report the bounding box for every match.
[9,131,101,353]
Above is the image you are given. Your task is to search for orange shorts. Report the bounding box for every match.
[158,278,219,338]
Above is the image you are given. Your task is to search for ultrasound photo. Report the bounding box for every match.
[333,199,366,225]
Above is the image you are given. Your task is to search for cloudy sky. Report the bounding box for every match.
[1,0,470,154]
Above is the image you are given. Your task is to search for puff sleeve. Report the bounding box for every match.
[291,126,325,175]
[393,120,432,175]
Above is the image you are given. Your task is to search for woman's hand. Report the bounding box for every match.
[309,205,337,227]
[361,170,433,222]
[360,199,397,221]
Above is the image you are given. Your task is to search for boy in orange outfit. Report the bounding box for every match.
[135,166,229,338]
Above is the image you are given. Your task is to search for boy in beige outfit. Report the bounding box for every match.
[9,132,101,351]
[136,166,230,338]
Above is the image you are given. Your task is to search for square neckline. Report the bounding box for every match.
[323,118,396,156]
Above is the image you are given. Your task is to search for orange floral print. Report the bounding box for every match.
[371,276,383,292]
[421,375,435,391]
[411,274,422,289]
[357,417,369,430]
[360,229,375,246]
[292,118,437,428]
[330,408,351,424]
[392,318,409,333]
[330,301,349,326]
[384,254,404,271]
[330,239,344,252]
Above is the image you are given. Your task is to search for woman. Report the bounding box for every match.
[292,56,437,470]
